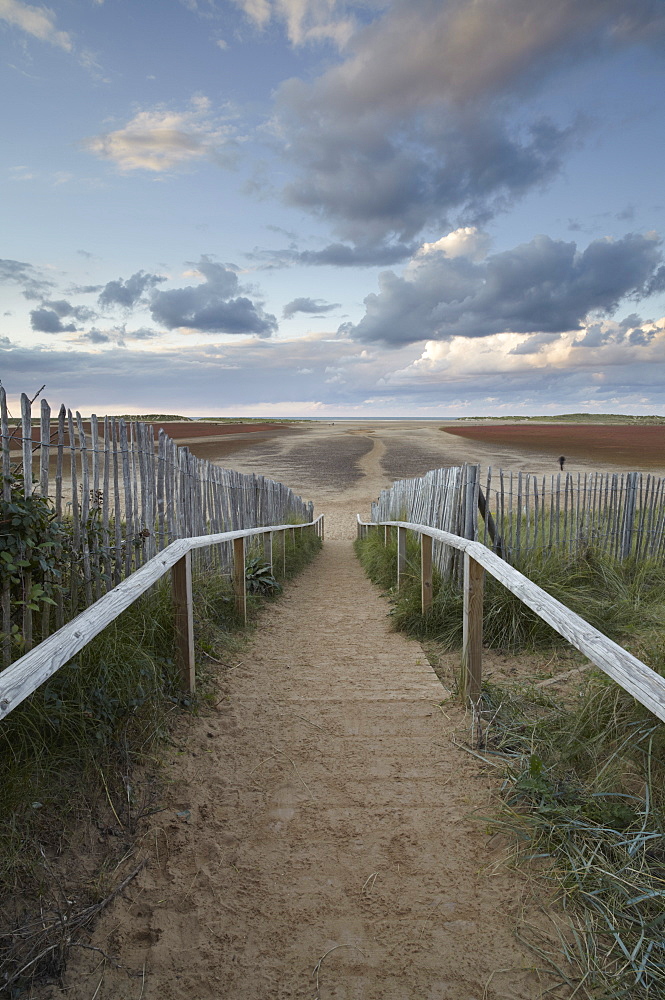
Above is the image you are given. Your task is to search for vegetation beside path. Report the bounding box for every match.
[355,529,665,998]
[0,527,321,997]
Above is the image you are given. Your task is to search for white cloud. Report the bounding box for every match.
[415,228,491,263]
[0,0,73,50]
[84,95,237,173]
[232,0,355,47]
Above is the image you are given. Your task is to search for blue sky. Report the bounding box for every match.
[2,0,665,417]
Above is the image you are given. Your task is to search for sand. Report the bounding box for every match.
[43,420,623,999]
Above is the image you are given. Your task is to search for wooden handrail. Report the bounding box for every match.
[0,516,324,721]
[357,516,665,723]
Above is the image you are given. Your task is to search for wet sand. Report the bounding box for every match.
[178,420,665,523]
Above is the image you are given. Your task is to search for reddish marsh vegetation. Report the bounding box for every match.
[446,422,665,467]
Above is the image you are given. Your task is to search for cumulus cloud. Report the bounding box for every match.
[84,95,237,173]
[98,271,166,309]
[347,231,665,346]
[149,257,277,335]
[0,258,54,300]
[29,308,77,334]
[0,0,73,50]
[272,0,665,244]
[283,297,340,318]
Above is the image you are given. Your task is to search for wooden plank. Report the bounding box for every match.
[396,526,407,590]
[421,532,433,614]
[39,399,50,499]
[20,394,33,496]
[233,535,246,622]
[101,417,111,594]
[172,551,195,694]
[462,552,484,705]
[77,412,94,608]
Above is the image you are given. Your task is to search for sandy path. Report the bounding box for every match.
[56,429,566,999]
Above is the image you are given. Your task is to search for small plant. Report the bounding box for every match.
[244,555,281,595]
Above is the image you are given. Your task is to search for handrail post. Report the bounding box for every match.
[320,515,325,541]
[264,531,273,574]
[233,536,246,623]
[384,524,392,546]
[462,551,484,705]
[397,526,407,590]
[172,551,195,694]
[421,532,433,613]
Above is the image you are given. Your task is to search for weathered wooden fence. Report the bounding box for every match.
[1,390,313,665]
[370,464,479,580]
[480,468,665,563]
[371,464,665,570]
[358,515,665,723]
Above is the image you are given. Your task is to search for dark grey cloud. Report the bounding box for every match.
[0,258,55,300]
[347,232,664,346]
[99,270,166,309]
[283,297,340,319]
[42,299,96,322]
[80,328,112,345]
[150,257,277,336]
[29,298,96,334]
[30,308,78,334]
[246,241,416,269]
[297,242,417,267]
[273,0,665,245]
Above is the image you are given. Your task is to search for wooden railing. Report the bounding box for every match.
[357,516,665,724]
[0,515,324,722]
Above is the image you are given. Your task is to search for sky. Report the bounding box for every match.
[2,0,665,419]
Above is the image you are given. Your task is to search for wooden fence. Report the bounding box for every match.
[371,465,665,569]
[0,516,324,721]
[1,390,313,665]
[358,516,665,724]
[371,464,479,580]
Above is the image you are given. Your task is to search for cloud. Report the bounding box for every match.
[149,257,277,335]
[247,240,416,269]
[29,298,96,334]
[272,0,665,244]
[283,297,340,318]
[0,258,54,300]
[231,0,355,47]
[1,316,664,417]
[29,308,78,334]
[347,231,665,346]
[0,0,73,50]
[84,95,237,173]
[98,271,166,309]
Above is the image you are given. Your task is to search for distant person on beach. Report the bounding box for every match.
[558,455,566,471]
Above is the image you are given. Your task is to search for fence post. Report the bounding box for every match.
[397,526,407,590]
[384,524,392,546]
[172,551,195,694]
[462,551,484,705]
[421,532,433,613]
[233,536,246,622]
[264,531,273,573]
